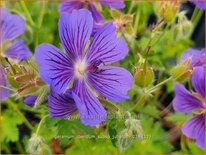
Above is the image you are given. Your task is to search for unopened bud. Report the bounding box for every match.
[171,59,193,81]
[117,129,133,151]
[125,118,143,140]
[182,21,193,37]
[28,134,51,154]
[173,25,183,41]
[134,63,154,87]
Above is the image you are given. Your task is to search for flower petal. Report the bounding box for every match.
[59,0,84,12]
[88,3,104,22]
[192,66,205,98]
[182,114,205,149]
[196,114,206,149]
[85,22,128,65]
[181,48,205,67]
[99,0,125,8]
[88,66,133,102]
[1,8,25,43]
[191,1,205,10]
[72,79,107,126]
[173,83,204,113]
[58,9,93,60]
[0,66,11,101]
[48,90,77,118]
[35,43,73,93]
[5,39,32,62]
[24,95,37,106]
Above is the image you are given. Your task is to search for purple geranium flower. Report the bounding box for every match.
[0,66,10,101]
[190,0,205,10]
[35,9,133,126]
[0,8,32,101]
[59,0,125,22]
[1,8,32,61]
[173,66,205,149]
[181,48,205,67]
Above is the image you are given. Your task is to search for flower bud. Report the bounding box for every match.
[173,25,183,41]
[125,118,143,140]
[134,63,154,88]
[171,59,193,81]
[117,129,133,151]
[182,21,193,37]
[28,134,51,154]
[155,1,179,22]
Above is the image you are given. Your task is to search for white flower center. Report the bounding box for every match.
[75,60,87,78]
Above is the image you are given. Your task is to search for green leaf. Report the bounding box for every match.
[166,113,192,124]
[56,119,73,146]
[108,117,118,147]
[1,109,24,142]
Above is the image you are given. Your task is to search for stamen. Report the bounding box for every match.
[86,60,104,72]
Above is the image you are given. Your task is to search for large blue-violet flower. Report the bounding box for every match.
[35,9,133,126]
[181,48,205,67]
[173,66,205,149]
[59,0,125,22]
[0,8,32,101]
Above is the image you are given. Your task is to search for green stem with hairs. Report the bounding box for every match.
[129,95,145,112]
[145,77,173,94]
[0,85,16,92]
[134,7,140,35]
[36,115,49,135]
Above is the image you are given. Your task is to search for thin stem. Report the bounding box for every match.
[134,7,140,35]
[0,85,16,92]
[129,95,145,112]
[193,9,203,30]
[152,23,169,47]
[128,1,135,13]
[16,141,24,154]
[19,1,35,26]
[36,115,49,135]
[37,1,46,28]
[146,77,173,94]
[34,1,46,46]
[191,7,199,23]
[6,98,34,131]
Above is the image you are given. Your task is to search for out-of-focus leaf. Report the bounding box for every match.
[166,113,192,124]
[1,109,24,142]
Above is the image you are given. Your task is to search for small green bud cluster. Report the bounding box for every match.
[111,9,134,36]
[174,12,193,41]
